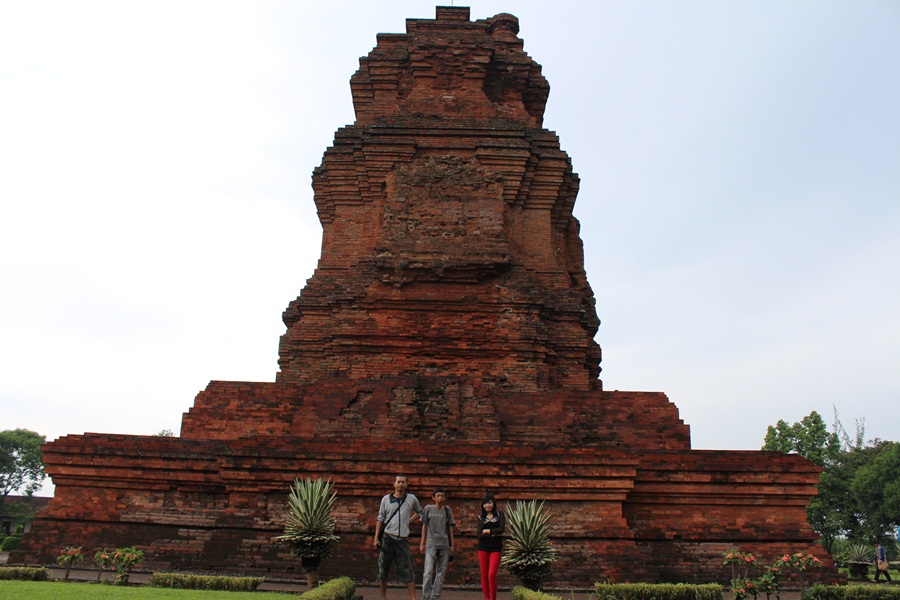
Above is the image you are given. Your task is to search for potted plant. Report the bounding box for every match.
[840,543,871,580]
[275,477,339,588]
[501,500,557,591]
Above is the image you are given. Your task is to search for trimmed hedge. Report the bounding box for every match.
[595,583,723,600]
[298,576,356,600]
[149,572,265,591]
[803,584,900,600]
[0,534,22,552]
[0,566,50,581]
[513,586,563,600]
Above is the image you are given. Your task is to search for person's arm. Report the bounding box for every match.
[374,498,385,549]
[448,510,455,551]
[478,517,490,538]
[419,507,429,552]
[490,512,506,536]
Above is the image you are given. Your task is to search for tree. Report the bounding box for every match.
[806,469,850,553]
[0,429,46,503]
[832,441,885,542]
[833,409,866,452]
[851,441,900,542]
[762,411,900,550]
[4,498,36,528]
[762,411,845,551]
[762,411,841,467]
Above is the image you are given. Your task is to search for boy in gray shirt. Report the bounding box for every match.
[419,488,455,600]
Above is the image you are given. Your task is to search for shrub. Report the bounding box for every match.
[110,546,144,585]
[297,575,355,600]
[0,534,22,552]
[803,584,900,600]
[595,582,723,600]
[0,566,50,581]
[149,572,265,591]
[512,585,563,600]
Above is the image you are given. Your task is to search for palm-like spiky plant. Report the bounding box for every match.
[275,478,339,588]
[501,500,557,591]
[840,543,872,579]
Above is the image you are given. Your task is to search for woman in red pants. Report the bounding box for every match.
[476,492,506,600]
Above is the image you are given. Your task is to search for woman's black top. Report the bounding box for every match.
[476,512,506,552]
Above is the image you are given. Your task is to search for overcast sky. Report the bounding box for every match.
[2,1,898,488]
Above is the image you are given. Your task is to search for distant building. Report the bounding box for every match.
[1,495,51,534]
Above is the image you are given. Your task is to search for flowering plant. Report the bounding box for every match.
[724,549,757,581]
[93,548,115,582]
[786,552,821,592]
[110,546,144,585]
[56,546,84,581]
[724,550,757,565]
[723,548,824,599]
[730,578,759,600]
[787,552,822,571]
[755,564,782,600]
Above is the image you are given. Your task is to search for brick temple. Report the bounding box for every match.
[14,7,837,586]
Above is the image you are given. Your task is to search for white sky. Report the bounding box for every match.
[2,1,899,492]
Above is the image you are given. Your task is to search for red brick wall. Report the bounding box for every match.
[15,422,838,586]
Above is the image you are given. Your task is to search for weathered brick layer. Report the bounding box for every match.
[14,6,838,586]
[18,422,831,584]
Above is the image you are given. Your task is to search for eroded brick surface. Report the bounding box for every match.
[13,7,838,586]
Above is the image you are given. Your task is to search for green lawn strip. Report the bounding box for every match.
[0,580,297,599]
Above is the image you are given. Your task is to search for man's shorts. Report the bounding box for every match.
[378,534,415,583]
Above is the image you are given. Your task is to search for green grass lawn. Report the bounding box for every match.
[0,580,297,599]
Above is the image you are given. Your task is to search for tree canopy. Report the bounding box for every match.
[850,441,900,542]
[762,412,899,551]
[762,411,840,467]
[0,428,46,500]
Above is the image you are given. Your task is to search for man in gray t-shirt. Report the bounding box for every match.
[375,474,423,600]
[419,488,456,600]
